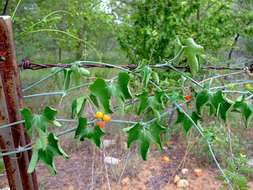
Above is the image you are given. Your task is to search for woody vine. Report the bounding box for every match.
[10,38,252,190]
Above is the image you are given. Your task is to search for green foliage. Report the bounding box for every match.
[123,122,166,160]
[89,78,113,114]
[116,72,132,100]
[176,90,253,133]
[75,117,105,148]
[71,64,90,85]
[21,107,68,174]
[71,96,86,119]
[183,38,204,75]
[117,0,253,64]
[232,97,253,127]
[28,133,69,174]
[196,90,209,114]
[0,159,4,173]
[10,0,124,64]
[137,90,165,117]
[195,121,253,190]
[9,1,253,187]
[222,155,253,190]
[176,109,201,133]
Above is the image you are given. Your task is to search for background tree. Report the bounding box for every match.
[112,0,253,65]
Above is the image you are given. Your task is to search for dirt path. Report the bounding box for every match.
[1,138,252,190]
[35,140,224,190]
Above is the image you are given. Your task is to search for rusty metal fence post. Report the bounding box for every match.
[0,16,38,190]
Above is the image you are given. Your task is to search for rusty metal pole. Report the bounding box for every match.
[0,16,38,190]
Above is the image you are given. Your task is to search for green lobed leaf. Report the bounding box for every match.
[211,91,233,121]
[71,96,86,118]
[142,66,152,87]
[63,69,72,91]
[137,91,149,115]
[148,122,166,149]
[176,109,191,133]
[139,131,150,160]
[28,133,68,174]
[117,72,132,100]
[196,90,210,114]
[184,38,204,75]
[124,122,165,160]
[89,79,112,113]
[232,100,253,127]
[149,90,165,113]
[43,106,58,121]
[38,149,56,175]
[176,109,201,133]
[92,125,105,148]
[89,94,99,108]
[28,150,39,174]
[71,64,81,85]
[35,127,48,150]
[75,117,105,148]
[211,91,224,109]
[123,123,142,148]
[75,117,89,139]
[109,84,125,114]
[219,101,232,121]
[43,106,61,127]
[32,114,48,132]
[191,111,202,124]
[47,133,69,159]
[21,107,61,139]
[20,108,33,135]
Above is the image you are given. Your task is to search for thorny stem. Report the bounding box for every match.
[162,63,204,89]
[23,91,65,99]
[174,103,233,190]
[22,69,62,92]
[200,70,245,84]
[210,80,253,90]
[138,71,233,189]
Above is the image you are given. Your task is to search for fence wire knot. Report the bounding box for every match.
[21,58,31,69]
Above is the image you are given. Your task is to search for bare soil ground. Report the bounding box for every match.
[1,130,253,190]
[0,138,231,190]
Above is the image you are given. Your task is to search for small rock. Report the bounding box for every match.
[181,168,189,175]
[162,156,170,162]
[67,185,75,190]
[121,186,129,190]
[103,139,116,148]
[194,168,203,177]
[123,142,128,150]
[248,159,253,167]
[104,156,120,165]
[174,175,181,184]
[177,179,189,188]
[121,177,130,185]
[0,187,10,190]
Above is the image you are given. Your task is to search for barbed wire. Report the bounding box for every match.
[0,57,246,187]
[0,58,241,188]
[20,59,247,71]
